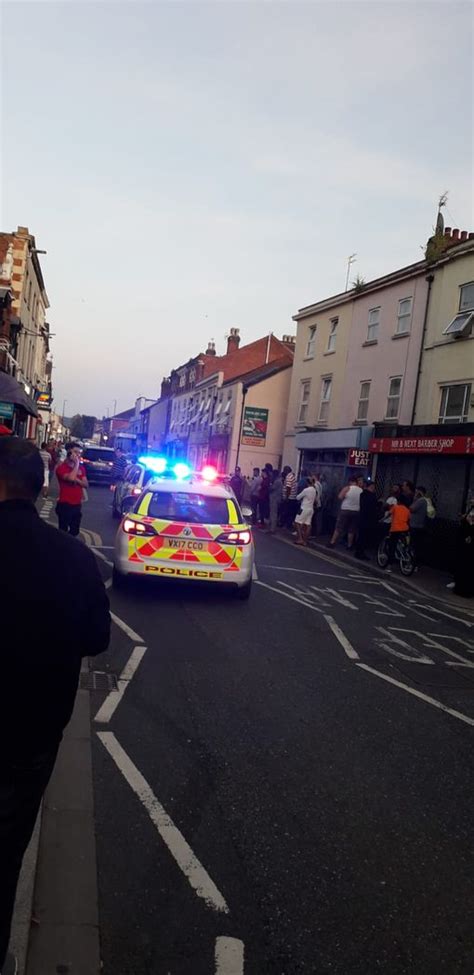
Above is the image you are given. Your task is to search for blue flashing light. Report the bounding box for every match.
[173,462,191,479]
[139,455,167,474]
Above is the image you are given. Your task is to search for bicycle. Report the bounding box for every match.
[377,531,416,576]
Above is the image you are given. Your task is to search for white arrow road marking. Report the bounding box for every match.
[410,604,473,628]
[356,663,474,728]
[97,732,229,913]
[94,646,147,723]
[323,616,360,660]
[215,937,244,974]
[110,611,145,644]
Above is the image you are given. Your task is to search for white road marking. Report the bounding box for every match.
[255,580,324,613]
[105,578,112,589]
[391,629,474,666]
[356,662,474,728]
[215,937,244,974]
[258,565,347,579]
[428,634,474,654]
[93,545,115,549]
[110,611,145,644]
[94,646,147,723]
[322,587,358,610]
[92,547,114,567]
[277,580,328,610]
[323,615,360,660]
[81,528,92,546]
[374,628,434,664]
[411,604,473,628]
[252,563,258,581]
[97,732,229,913]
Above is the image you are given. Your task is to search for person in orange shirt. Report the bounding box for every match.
[386,499,410,571]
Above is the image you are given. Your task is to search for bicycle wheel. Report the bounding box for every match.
[377,537,389,568]
[399,543,415,576]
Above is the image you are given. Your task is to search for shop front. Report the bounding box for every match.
[0,371,39,437]
[295,427,372,532]
[370,424,474,570]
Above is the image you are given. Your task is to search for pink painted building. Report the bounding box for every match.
[338,262,429,429]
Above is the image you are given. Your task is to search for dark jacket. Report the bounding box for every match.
[0,499,111,757]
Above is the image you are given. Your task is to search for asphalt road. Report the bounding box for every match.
[48,486,474,975]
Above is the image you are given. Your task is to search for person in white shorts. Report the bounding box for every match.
[295,478,317,546]
[39,442,51,498]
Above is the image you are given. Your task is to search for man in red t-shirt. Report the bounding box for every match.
[56,444,88,536]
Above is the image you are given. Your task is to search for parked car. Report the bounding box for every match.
[112,461,155,518]
[81,445,115,484]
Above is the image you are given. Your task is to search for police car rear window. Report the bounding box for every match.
[147,492,229,525]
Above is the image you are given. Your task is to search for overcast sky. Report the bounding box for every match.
[1,1,472,418]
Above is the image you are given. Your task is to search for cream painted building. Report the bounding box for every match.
[413,232,474,424]
[283,294,355,471]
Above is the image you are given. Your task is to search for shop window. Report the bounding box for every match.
[385,376,402,419]
[438,383,471,424]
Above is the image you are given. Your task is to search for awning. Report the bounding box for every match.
[0,372,39,417]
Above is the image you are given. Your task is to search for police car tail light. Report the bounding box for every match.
[217,529,252,545]
[122,518,156,536]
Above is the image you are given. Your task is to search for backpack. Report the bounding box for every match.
[426,497,436,519]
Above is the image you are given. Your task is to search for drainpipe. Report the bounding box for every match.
[411,273,434,425]
[234,384,248,470]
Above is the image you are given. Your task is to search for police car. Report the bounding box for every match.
[113,460,255,598]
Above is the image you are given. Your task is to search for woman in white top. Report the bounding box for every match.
[295,478,317,546]
[329,476,363,549]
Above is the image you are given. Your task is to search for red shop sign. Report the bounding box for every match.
[348,448,370,466]
[369,436,473,456]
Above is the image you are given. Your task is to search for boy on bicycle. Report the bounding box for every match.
[386,498,411,572]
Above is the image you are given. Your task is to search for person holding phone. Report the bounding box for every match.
[55,443,88,536]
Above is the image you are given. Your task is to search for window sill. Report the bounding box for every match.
[392,331,410,340]
[303,355,315,361]
[352,419,368,426]
[384,417,399,422]
[362,339,378,347]
[315,420,328,426]
[323,349,336,356]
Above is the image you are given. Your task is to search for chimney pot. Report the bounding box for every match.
[444,227,452,236]
[226,328,241,354]
[452,229,460,240]
[460,230,468,241]
[206,340,216,356]
[469,233,474,241]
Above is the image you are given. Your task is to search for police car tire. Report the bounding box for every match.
[238,578,252,600]
[112,566,127,590]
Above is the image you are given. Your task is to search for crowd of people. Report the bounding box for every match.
[228,464,474,598]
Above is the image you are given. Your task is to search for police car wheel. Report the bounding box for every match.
[112,566,127,590]
[237,578,252,600]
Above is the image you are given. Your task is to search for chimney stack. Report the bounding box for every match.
[206,340,216,356]
[226,327,240,355]
[460,231,468,241]
[452,229,460,241]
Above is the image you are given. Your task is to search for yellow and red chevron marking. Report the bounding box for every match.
[127,534,244,571]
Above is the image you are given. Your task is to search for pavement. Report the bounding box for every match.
[16,486,474,974]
